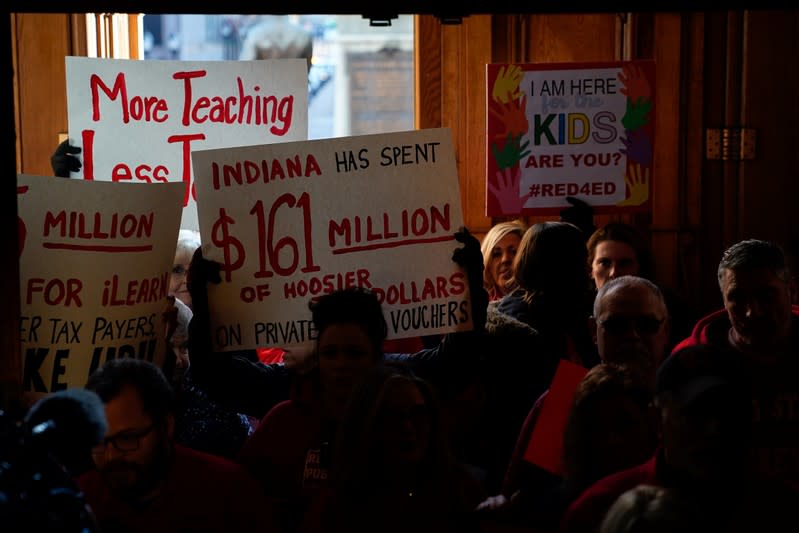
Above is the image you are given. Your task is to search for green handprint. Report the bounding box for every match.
[621,96,652,131]
[491,133,531,170]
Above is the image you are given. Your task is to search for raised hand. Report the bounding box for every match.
[560,196,595,238]
[491,133,531,170]
[452,227,488,332]
[488,166,532,214]
[186,247,221,352]
[621,96,652,132]
[619,129,653,167]
[618,63,651,102]
[50,140,82,178]
[492,64,523,104]
[616,163,650,207]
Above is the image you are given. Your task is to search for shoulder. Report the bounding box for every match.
[562,460,656,533]
[487,300,538,338]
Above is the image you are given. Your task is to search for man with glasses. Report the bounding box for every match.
[479,275,669,519]
[76,358,276,532]
[562,343,798,533]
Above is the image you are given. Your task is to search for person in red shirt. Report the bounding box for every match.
[77,358,276,533]
[673,239,799,491]
[561,343,798,533]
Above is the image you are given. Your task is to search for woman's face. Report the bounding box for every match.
[591,240,640,289]
[489,232,521,296]
[169,247,194,309]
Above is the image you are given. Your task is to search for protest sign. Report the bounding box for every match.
[486,60,655,216]
[192,127,470,351]
[66,57,308,230]
[18,175,183,392]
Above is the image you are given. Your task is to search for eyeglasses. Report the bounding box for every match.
[598,316,665,336]
[171,264,189,277]
[91,424,155,455]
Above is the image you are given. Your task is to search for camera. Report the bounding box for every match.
[0,409,99,533]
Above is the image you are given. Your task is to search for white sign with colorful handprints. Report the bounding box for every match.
[485,60,655,216]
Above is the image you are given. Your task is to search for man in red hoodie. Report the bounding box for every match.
[672,238,799,491]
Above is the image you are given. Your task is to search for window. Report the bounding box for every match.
[140,14,414,140]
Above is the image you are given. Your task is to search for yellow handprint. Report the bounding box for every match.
[616,163,650,206]
[492,64,523,104]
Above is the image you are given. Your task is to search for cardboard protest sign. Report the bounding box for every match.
[17,175,183,392]
[486,60,655,216]
[523,359,588,475]
[66,57,309,231]
[192,128,470,352]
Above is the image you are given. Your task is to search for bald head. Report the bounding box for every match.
[591,276,670,381]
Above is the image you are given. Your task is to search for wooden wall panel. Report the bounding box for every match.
[415,16,441,130]
[682,13,709,315]
[14,13,72,176]
[440,16,493,235]
[526,13,618,62]
[649,14,683,290]
[738,10,799,248]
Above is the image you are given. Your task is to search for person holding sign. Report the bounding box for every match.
[234,229,489,533]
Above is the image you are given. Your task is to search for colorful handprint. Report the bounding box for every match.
[489,93,529,143]
[619,129,653,167]
[616,163,650,207]
[488,166,532,214]
[618,63,651,102]
[621,97,652,132]
[492,64,523,104]
[491,133,531,170]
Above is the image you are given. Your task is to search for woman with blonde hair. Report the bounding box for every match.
[480,219,527,301]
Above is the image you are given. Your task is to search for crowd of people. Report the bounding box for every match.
[11,170,799,532]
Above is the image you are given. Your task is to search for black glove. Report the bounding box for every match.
[186,246,221,355]
[50,140,82,178]
[560,196,596,240]
[452,227,488,333]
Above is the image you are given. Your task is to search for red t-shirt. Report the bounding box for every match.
[78,445,276,533]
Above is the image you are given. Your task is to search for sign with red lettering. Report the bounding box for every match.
[486,60,655,216]
[17,175,183,393]
[66,57,308,230]
[192,128,470,351]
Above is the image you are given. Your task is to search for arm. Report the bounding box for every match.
[186,247,293,419]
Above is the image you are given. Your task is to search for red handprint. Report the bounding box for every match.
[488,167,532,214]
[618,63,651,102]
[489,93,529,143]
